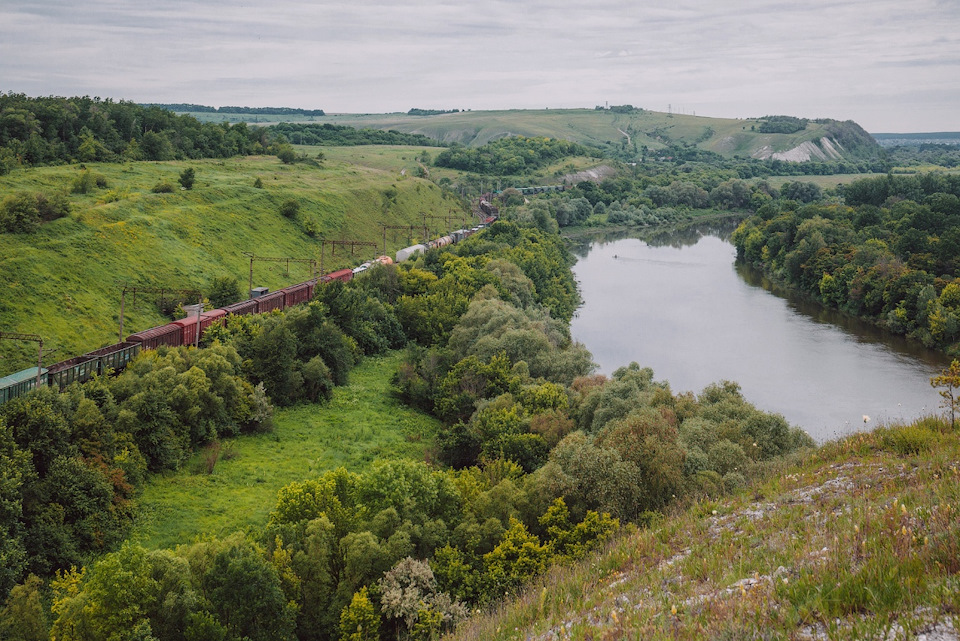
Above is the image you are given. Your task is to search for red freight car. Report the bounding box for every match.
[255,290,286,313]
[324,268,353,284]
[280,280,314,307]
[173,309,227,346]
[223,298,258,316]
[127,323,183,350]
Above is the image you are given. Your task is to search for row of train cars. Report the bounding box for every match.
[0,215,498,405]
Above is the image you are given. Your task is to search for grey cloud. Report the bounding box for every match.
[1,0,958,131]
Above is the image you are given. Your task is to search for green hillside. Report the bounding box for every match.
[182,108,881,161]
[0,151,466,371]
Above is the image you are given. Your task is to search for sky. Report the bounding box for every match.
[2,0,958,133]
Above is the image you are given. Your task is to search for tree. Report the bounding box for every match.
[482,519,552,598]
[178,167,196,190]
[0,574,48,640]
[277,145,297,164]
[339,586,379,641]
[207,275,242,308]
[203,539,296,641]
[0,418,28,597]
[931,359,960,429]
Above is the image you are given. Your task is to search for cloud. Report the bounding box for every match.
[1,0,958,131]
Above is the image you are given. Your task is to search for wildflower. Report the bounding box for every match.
[671,605,677,615]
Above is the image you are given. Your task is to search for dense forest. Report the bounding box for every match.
[733,173,960,355]
[0,218,812,641]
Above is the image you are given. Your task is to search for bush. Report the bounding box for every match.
[151,182,175,193]
[71,170,94,194]
[0,192,40,233]
[277,146,297,164]
[35,193,70,221]
[179,167,196,190]
[279,199,299,218]
[877,424,937,455]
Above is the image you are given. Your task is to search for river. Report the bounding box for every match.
[568,223,951,443]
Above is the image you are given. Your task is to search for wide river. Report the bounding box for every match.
[569,223,952,443]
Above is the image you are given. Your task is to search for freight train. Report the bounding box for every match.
[0,217,496,405]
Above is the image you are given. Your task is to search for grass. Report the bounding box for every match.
[0,154,462,371]
[129,351,440,550]
[449,416,960,640]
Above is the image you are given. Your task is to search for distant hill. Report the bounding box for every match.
[155,104,882,164]
[233,108,881,162]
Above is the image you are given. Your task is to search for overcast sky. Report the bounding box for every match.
[2,0,958,133]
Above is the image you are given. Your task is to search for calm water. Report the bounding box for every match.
[569,226,951,442]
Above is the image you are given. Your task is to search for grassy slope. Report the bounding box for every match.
[225,109,865,159]
[130,351,439,550]
[451,418,960,641]
[0,153,464,371]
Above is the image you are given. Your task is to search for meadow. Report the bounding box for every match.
[130,351,439,550]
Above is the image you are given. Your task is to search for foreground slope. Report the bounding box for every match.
[451,418,960,641]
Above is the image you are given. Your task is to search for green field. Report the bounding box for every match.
[0,153,466,371]
[130,351,439,549]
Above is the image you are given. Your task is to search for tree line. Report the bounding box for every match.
[0,93,274,173]
[733,172,960,355]
[145,104,326,116]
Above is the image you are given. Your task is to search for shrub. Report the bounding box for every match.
[35,193,70,221]
[279,199,299,218]
[877,424,937,455]
[0,192,40,233]
[707,439,749,475]
[70,170,96,194]
[253,177,263,188]
[151,182,175,193]
[178,167,196,190]
[277,146,297,164]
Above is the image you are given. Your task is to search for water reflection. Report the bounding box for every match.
[569,224,950,443]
